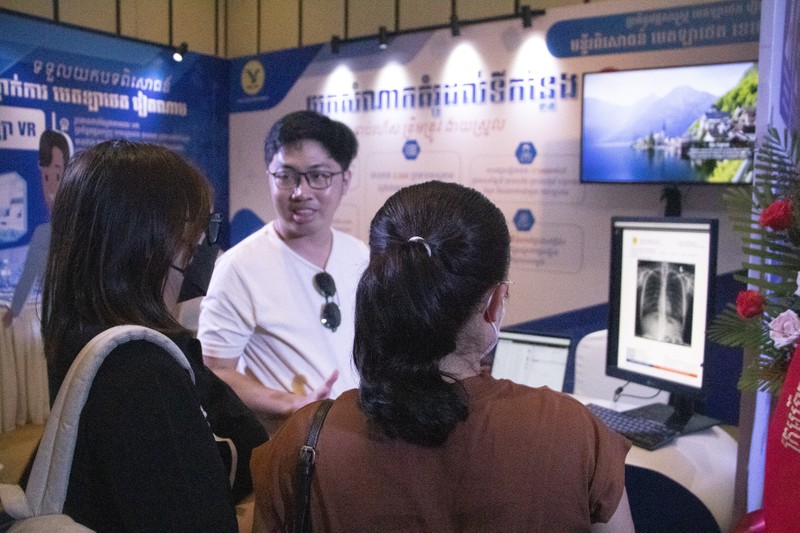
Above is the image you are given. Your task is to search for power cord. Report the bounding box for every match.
[613,381,663,402]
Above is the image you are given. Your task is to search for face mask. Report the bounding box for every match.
[482,321,500,357]
[482,293,506,356]
[177,242,218,303]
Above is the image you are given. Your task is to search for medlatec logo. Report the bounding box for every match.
[241,60,265,96]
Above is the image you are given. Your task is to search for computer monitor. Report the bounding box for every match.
[490,331,571,391]
[606,217,720,434]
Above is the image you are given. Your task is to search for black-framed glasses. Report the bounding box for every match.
[269,170,345,190]
[175,211,222,266]
[206,212,222,245]
[314,271,341,332]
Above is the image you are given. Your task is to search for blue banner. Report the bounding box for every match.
[546,0,760,57]
[0,11,229,288]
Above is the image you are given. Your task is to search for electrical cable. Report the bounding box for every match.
[613,381,663,402]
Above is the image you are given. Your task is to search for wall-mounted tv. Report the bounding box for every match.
[581,61,758,185]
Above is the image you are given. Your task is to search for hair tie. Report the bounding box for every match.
[408,236,432,257]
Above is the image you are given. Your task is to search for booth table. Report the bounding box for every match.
[0,299,49,434]
[572,394,737,532]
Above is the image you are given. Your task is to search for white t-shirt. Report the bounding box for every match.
[198,222,369,397]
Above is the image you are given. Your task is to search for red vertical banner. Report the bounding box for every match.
[764,346,800,531]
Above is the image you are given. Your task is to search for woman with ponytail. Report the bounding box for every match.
[252,181,633,532]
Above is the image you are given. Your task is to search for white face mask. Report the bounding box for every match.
[483,292,506,356]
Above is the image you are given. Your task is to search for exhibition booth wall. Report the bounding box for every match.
[229,0,763,326]
[0,0,767,327]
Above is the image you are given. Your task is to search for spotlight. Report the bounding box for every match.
[378,26,389,50]
[450,15,460,37]
[520,7,545,29]
[521,5,532,28]
[172,42,188,62]
[331,35,341,54]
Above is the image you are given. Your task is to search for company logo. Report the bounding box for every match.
[241,60,265,96]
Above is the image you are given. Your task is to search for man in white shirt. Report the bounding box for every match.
[198,111,368,432]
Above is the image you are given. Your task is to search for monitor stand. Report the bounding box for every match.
[623,395,720,435]
[661,185,682,217]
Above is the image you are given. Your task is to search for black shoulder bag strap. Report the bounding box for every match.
[293,399,334,533]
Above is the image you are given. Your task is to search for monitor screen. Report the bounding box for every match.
[490,332,571,391]
[581,61,758,184]
[606,217,719,433]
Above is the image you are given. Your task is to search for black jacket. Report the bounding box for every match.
[51,328,239,533]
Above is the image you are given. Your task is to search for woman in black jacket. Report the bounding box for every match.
[41,139,239,532]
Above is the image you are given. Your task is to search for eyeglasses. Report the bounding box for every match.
[172,212,222,272]
[206,212,222,245]
[498,280,513,297]
[269,170,345,190]
[314,271,341,332]
[484,280,513,307]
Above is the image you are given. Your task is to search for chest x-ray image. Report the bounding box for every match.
[635,261,695,346]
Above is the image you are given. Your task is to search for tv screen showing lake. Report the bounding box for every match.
[581,62,757,184]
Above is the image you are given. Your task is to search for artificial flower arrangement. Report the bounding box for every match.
[708,126,800,395]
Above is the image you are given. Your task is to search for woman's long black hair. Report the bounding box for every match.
[354,181,510,447]
[42,140,211,364]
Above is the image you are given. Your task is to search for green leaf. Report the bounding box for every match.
[740,277,790,293]
[717,126,800,395]
[708,309,764,349]
[741,262,798,278]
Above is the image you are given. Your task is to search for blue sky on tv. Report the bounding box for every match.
[584,62,756,106]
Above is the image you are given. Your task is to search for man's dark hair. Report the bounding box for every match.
[264,110,358,170]
[38,130,71,166]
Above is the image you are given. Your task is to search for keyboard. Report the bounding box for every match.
[586,403,680,451]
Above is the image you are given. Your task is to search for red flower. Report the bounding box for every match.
[759,199,794,230]
[737,290,765,318]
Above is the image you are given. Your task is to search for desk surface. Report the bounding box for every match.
[573,395,737,532]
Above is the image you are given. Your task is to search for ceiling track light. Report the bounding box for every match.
[378,26,389,50]
[331,8,545,51]
[521,5,532,28]
[450,15,460,37]
[172,42,188,62]
[519,6,545,29]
